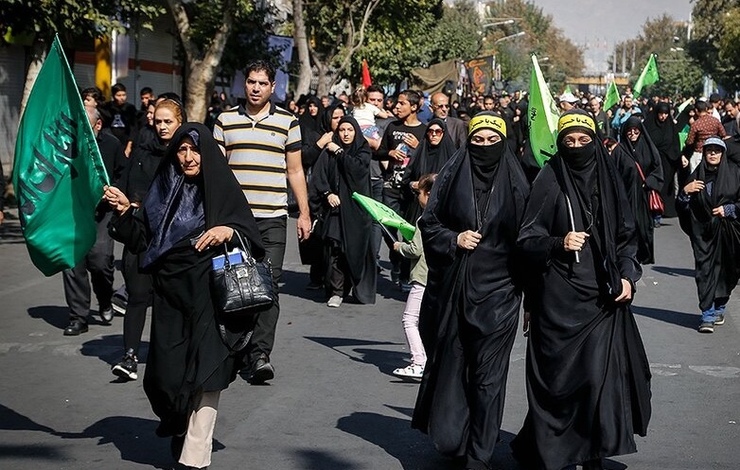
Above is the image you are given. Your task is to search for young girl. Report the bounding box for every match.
[392,173,435,379]
[351,86,391,143]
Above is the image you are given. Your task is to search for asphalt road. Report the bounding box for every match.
[0,209,738,470]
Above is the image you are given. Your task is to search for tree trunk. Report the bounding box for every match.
[185,60,216,123]
[314,59,333,97]
[292,0,312,96]
[19,40,47,119]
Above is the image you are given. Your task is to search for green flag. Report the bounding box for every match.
[677,97,693,114]
[564,84,573,95]
[633,54,659,97]
[603,81,620,112]
[528,55,560,168]
[12,36,109,276]
[678,124,690,151]
[351,192,415,241]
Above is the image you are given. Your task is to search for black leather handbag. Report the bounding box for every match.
[211,230,274,315]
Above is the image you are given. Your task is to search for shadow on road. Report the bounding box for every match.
[28,305,114,331]
[292,448,362,469]
[632,305,698,330]
[650,265,695,278]
[0,218,24,245]
[0,403,177,468]
[304,336,405,375]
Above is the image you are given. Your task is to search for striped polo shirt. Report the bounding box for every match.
[214,103,301,218]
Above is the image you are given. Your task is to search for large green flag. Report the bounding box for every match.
[633,54,659,97]
[603,80,620,112]
[528,55,560,168]
[12,36,109,276]
[351,192,415,241]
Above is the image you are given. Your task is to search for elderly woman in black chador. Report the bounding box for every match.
[309,116,376,308]
[613,116,663,263]
[511,110,651,470]
[677,137,740,334]
[103,123,266,469]
[411,112,530,470]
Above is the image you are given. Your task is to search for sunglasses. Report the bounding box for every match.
[434,104,450,109]
[427,128,444,136]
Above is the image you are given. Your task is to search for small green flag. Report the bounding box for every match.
[678,124,690,151]
[12,35,109,276]
[528,55,560,168]
[564,84,573,95]
[633,54,659,97]
[351,192,415,241]
[603,81,620,112]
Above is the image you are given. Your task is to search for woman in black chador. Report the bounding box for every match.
[104,123,266,469]
[613,116,663,264]
[677,137,740,333]
[644,102,681,218]
[511,110,651,470]
[411,112,530,470]
[310,116,376,307]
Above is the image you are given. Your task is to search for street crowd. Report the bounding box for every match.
[3,59,740,470]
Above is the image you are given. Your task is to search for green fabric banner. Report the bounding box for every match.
[633,54,659,97]
[678,124,690,151]
[528,55,560,168]
[603,81,620,112]
[351,192,415,241]
[12,36,109,276]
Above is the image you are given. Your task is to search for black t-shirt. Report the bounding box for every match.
[377,120,427,177]
[104,101,138,145]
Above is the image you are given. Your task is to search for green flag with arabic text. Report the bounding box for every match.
[12,36,109,276]
[633,54,659,97]
[528,55,560,167]
[352,192,415,241]
[603,81,620,112]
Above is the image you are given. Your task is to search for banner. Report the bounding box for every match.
[268,35,294,102]
[12,36,109,276]
[527,55,560,168]
[362,59,372,88]
[466,56,494,95]
[603,80,620,112]
[351,192,415,241]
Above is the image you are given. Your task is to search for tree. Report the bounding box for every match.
[482,0,583,91]
[0,0,164,115]
[610,14,705,99]
[687,0,740,91]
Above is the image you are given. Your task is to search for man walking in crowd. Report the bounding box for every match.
[377,90,426,287]
[611,94,641,136]
[214,60,312,384]
[588,96,611,137]
[367,85,394,268]
[686,100,727,172]
[62,106,127,336]
[104,83,138,157]
[430,91,467,149]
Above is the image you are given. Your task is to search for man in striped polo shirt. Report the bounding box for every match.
[214,61,312,384]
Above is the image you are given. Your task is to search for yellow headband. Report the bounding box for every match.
[557,113,596,135]
[468,114,507,138]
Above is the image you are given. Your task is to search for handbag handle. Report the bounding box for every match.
[634,160,647,183]
[221,229,253,269]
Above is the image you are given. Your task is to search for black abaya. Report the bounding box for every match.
[511,144,651,470]
[309,117,376,304]
[111,123,265,437]
[411,141,529,469]
[614,118,663,264]
[644,104,681,217]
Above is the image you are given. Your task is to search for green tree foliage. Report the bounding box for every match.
[482,0,583,90]
[688,0,740,90]
[610,14,704,99]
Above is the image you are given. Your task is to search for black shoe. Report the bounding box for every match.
[99,306,114,324]
[63,320,88,336]
[582,458,604,470]
[112,350,139,380]
[248,354,275,384]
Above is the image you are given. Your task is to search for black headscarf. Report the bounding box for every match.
[644,102,679,159]
[620,116,662,173]
[320,103,345,134]
[403,118,457,187]
[299,95,324,135]
[141,123,263,268]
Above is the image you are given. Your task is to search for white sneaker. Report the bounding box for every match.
[393,363,424,379]
[327,295,343,308]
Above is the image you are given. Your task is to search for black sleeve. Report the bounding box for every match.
[376,124,394,162]
[517,169,567,268]
[109,207,149,252]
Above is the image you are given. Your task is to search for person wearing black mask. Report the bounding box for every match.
[411,112,530,470]
[677,137,740,334]
[613,116,663,263]
[511,110,651,470]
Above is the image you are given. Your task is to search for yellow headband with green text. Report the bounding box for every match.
[557,113,596,135]
[468,114,507,138]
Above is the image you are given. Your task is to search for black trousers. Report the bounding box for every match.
[248,216,287,364]
[62,212,115,323]
[325,241,351,298]
[370,177,384,266]
[382,186,410,281]
[121,248,153,355]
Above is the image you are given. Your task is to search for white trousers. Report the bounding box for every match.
[179,390,221,468]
